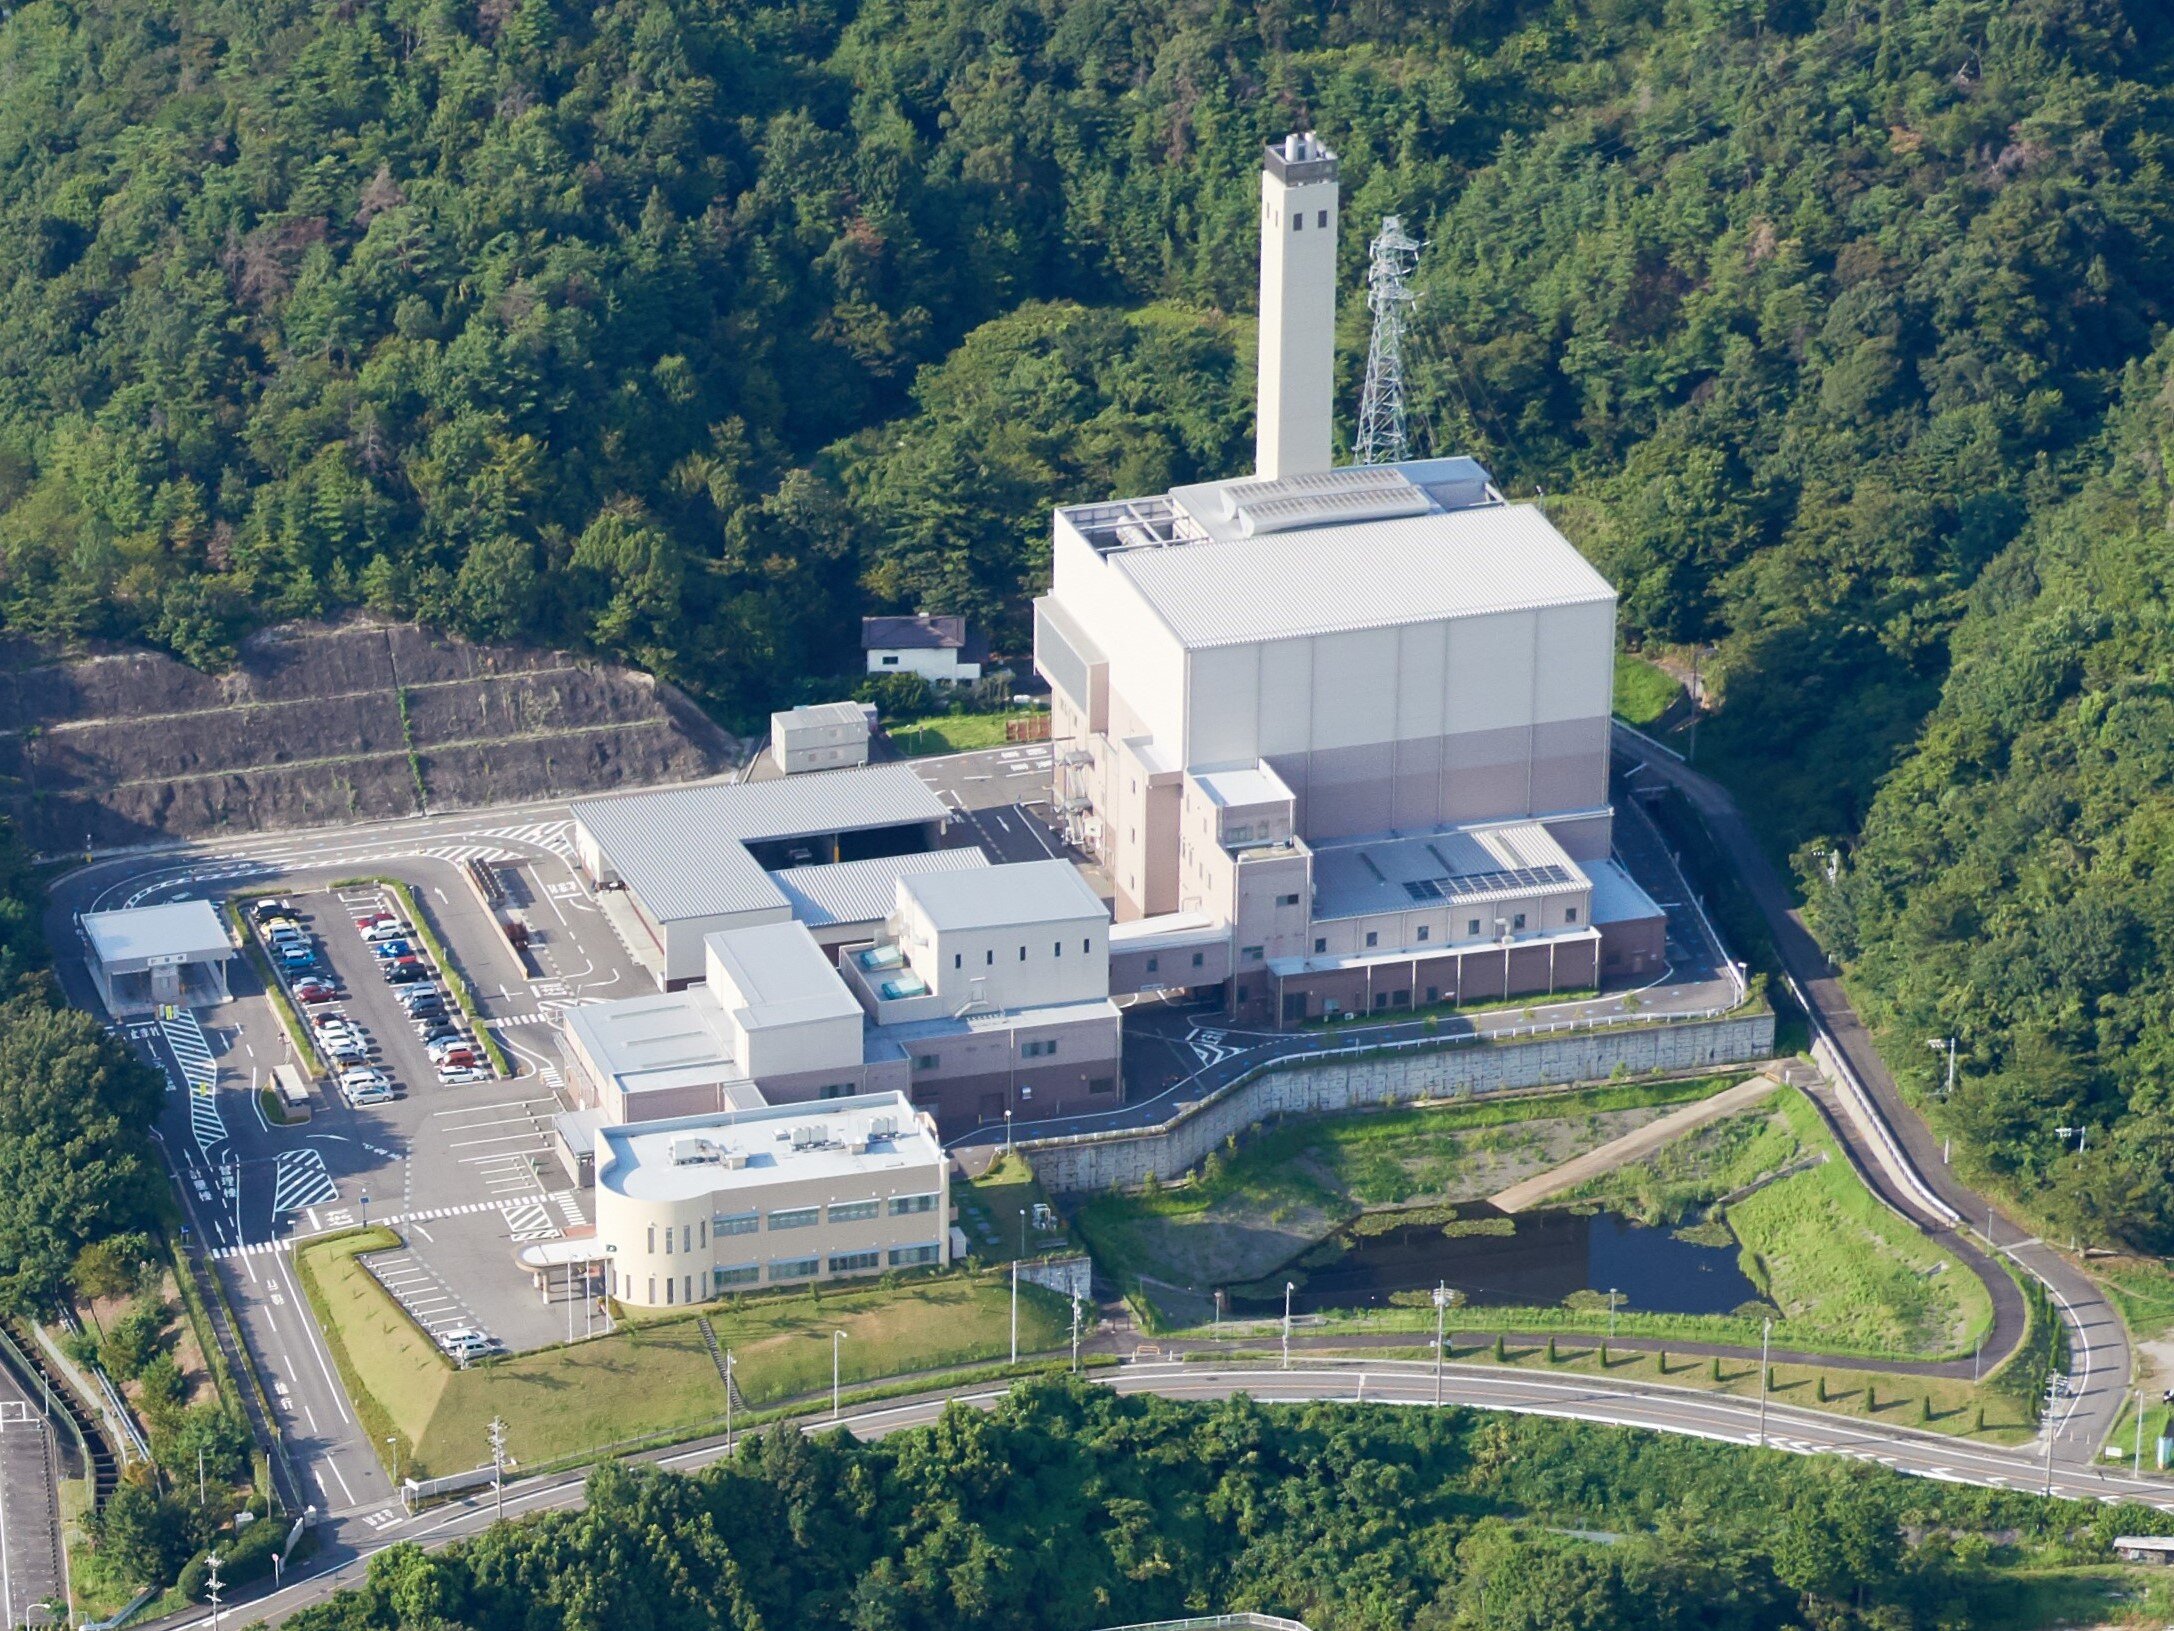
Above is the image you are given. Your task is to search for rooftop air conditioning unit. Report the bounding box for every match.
[720,1152,749,1170]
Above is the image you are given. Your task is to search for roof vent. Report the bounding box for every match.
[1215,467,1431,537]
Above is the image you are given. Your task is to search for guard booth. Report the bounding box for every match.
[81,901,235,1019]
[271,1064,314,1123]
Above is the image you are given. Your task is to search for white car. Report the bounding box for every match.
[437,1327,496,1362]
[362,919,407,943]
[436,1066,489,1085]
[341,1080,394,1107]
[324,1035,369,1063]
[338,1066,388,1091]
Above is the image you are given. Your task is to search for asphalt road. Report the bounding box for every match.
[132,1359,2174,1631]
[0,1359,66,1630]
[1612,725,2133,1464]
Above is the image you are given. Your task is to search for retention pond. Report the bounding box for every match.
[1226,1204,1762,1318]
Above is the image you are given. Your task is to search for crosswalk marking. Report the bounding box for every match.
[556,1192,587,1227]
[161,1010,217,1094]
[190,1092,228,1157]
[501,1200,559,1242]
[490,1011,562,1028]
[203,1188,587,1258]
[272,1149,338,1214]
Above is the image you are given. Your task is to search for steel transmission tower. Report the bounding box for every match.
[1355,216,1422,465]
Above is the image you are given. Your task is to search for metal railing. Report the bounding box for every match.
[1098,1617,1313,1631]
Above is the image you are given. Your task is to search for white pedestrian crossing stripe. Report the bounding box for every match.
[273,1149,338,1214]
[190,1092,228,1157]
[161,1010,217,1094]
[556,1192,587,1227]
[501,1200,559,1242]
[205,1189,586,1258]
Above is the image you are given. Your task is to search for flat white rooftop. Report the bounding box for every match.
[1105,501,1613,649]
[1311,820,1586,923]
[706,920,864,1030]
[82,900,231,969]
[902,857,1108,933]
[1586,858,1667,925]
[562,987,742,1082]
[773,700,871,733]
[598,1092,940,1202]
[1190,762,1295,809]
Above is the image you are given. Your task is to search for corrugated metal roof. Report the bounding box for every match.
[863,614,968,650]
[83,900,232,966]
[772,700,872,734]
[1585,859,1666,925]
[572,765,949,923]
[771,850,989,929]
[902,858,1108,932]
[1111,502,1612,649]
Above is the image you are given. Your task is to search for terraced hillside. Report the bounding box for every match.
[0,621,741,852]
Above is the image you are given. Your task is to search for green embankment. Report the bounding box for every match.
[296,1228,1070,1477]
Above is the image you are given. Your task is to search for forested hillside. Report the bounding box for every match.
[287,1379,2166,1631]
[1823,338,2174,1248]
[2,0,2173,1238]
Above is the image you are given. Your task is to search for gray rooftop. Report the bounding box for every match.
[1190,762,1295,810]
[562,987,745,1084]
[771,849,989,929]
[82,900,232,969]
[704,920,865,1030]
[1311,821,1588,924]
[901,858,1107,933]
[1109,499,1612,649]
[772,700,871,734]
[572,765,948,922]
[1585,858,1666,925]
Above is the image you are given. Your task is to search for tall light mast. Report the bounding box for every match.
[1355,215,1421,465]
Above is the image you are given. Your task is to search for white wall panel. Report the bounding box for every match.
[1309,629,1399,750]
[1256,636,1314,757]
[1533,600,1617,722]
[1187,644,1261,768]
[1445,610,1537,734]
[1396,622,1448,741]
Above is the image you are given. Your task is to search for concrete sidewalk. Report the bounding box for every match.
[1489,1075,1778,1213]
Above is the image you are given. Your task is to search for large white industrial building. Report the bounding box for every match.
[1034,132,1665,1027]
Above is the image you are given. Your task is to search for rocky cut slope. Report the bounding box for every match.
[0,620,742,853]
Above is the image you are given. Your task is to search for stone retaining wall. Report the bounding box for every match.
[1023,1012,1777,1194]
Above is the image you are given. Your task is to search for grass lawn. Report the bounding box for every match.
[888,712,1038,756]
[296,1229,1070,1477]
[1204,1338,2040,1445]
[2098,1256,2174,1344]
[1613,653,1684,727]
[1072,1076,1743,1319]
[954,1152,1071,1262]
[1575,1084,1997,1355]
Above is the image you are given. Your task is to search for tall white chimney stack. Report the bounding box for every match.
[1255,131,1340,481]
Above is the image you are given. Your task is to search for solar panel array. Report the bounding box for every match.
[1402,863,1576,903]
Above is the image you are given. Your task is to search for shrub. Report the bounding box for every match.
[101,1298,167,1381]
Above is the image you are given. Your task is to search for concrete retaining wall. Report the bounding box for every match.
[1023,1011,1777,1194]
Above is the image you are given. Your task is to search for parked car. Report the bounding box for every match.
[263,918,305,939]
[426,1035,471,1057]
[325,1038,369,1065]
[398,991,444,1015]
[293,979,336,1004]
[436,1327,496,1362]
[339,1067,389,1093]
[383,963,428,985]
[362,919,406,943]
[309,1010,349,1031]
[279,946,318,971]
[436,1066,489,1085]
[251,898,295,924]
[431,1050,479,1072]
[371,940,414,961]
[342,1081,394,1108]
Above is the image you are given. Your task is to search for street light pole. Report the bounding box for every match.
[1071,1285,1082,1373]
[1608,1287,1618,1340]
[1282,1281,1295,1370]
[387,1436,399,1488]
[487,1417,508,1524]
[1758,1317,1772,1448]
[724,1351,735,1457]
[1433,1282,1448,1407]
[2043,1414,2056,1497]
[832,1330,847,1420]
[1010,1207,1025,1365]
[206,1553,223,1631]
[2137,1389,2147,1478]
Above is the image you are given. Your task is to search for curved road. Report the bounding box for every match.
[1612,725,2132,1463]
[135,1360,2174,1631]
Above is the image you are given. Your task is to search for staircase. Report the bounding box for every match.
[696,1317,746,1409]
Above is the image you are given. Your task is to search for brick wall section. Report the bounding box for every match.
[1021,1011,1777,1193]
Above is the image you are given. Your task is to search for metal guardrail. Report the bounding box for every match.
[1098,1617,1313,1631]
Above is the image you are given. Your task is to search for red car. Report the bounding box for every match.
[293,979,336,1004]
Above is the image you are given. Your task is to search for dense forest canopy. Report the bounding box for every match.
[285,1378,2166,1631]
[3,0,2174,1239]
